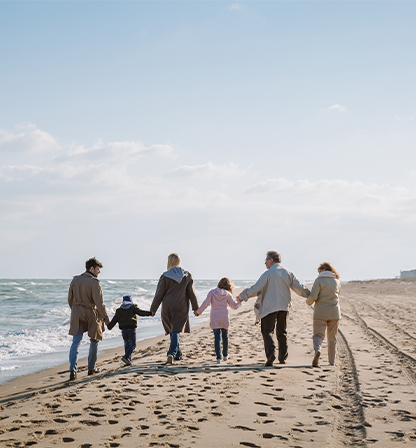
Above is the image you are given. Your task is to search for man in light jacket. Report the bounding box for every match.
[68,257,110,380]
[237,251,310,366]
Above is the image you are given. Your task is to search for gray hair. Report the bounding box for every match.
[266,251,281,263]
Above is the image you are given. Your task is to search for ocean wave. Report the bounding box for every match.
[0,365,20,371]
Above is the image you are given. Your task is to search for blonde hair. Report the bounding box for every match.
[167,253,181,270]
[217,277,234,293]
[318,262,339,279]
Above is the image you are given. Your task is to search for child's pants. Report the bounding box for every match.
[213,328,228,360]
[122,328,136,360]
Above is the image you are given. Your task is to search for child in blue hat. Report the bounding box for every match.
[108,295,152,365]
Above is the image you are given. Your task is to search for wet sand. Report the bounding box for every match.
[1,279,416,447]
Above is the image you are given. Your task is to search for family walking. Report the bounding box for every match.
[67,252,341,380]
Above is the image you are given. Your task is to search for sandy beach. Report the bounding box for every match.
[1,280,416,447]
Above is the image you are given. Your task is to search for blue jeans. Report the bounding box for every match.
[167,331,182,360]
[122,328,136,360]
[69,328,99,372]
[213,328,228,360]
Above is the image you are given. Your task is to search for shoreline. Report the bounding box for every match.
[1,281,416,447]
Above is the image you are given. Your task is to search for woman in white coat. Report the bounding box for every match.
[306,262,341,367]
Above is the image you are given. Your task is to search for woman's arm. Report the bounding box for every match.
[186,275,199,311]
[306,279,320,306]
[150,275,167,314]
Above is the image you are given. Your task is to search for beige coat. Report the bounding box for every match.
[68,271,110,340]
[306,272,341,320]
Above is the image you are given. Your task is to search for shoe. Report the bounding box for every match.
[88,368,101,375]
[69,371,77,381]
[122,356,132,366]
[279,360,287,365]
[223,356,228,361]
[217,359,222,364]
[312,351,321,367]
[167,355,173,365]
[265,354,276,367]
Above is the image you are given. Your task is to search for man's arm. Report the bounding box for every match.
[290,273,311,298]
[68,279,75,308]
[91,279,110,325]
[238,271,269,302]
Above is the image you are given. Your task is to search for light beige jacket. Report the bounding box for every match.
[306,271,341,320]
[240,263,310,320]
[68,271,110,340]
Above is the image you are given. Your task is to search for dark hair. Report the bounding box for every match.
[85,257,103,271]
[217,277,234,293]
[266,251,281,263]
[318,262,339,279]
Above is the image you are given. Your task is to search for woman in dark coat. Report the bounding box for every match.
[150,253,199,364]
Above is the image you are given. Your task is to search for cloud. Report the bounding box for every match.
[67,140,176,160]
[229,3,244,11]
[321,104,348,113]
[394,114,413,122]
[0,123,59,153]
[167,161,245,179]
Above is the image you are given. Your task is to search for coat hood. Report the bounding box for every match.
[210,287,231,301]
[163,266,188,283]
[318,271,337,279]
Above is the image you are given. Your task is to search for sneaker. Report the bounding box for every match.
[223,356,228,361]
[265,354,276,367]
[122,356,132,366]
[217,359,222,364]
[312,351,321,367]
[167,355,173,365]
[69,371,77,381]
[88,368,101,375]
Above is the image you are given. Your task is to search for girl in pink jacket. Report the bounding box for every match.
[195,278,242,363]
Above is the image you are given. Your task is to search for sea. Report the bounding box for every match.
[0,278,254,385]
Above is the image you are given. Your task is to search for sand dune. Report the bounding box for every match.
[1,280,416,447]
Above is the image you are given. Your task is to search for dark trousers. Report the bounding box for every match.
[261,311,288,363]
[122,328,136,360]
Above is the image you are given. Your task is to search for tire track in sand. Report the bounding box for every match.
[329,328,367,447]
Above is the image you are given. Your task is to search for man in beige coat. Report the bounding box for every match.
[68,257,110,380]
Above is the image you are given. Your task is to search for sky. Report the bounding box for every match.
[0,0,415,281]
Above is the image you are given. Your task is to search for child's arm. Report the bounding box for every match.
[134,305,153,317]
[227,293,242,310]
[107,309,119,330]
[195,292,212,316]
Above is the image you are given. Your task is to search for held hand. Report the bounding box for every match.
[236,295,242,302]
[151,312,156,317]
[194,311,199,316]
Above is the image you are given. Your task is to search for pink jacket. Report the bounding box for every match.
[196,287,242,329]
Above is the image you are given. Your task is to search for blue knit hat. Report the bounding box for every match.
[121,295,133,309]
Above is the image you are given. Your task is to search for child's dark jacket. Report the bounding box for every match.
[108,305,152,330]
